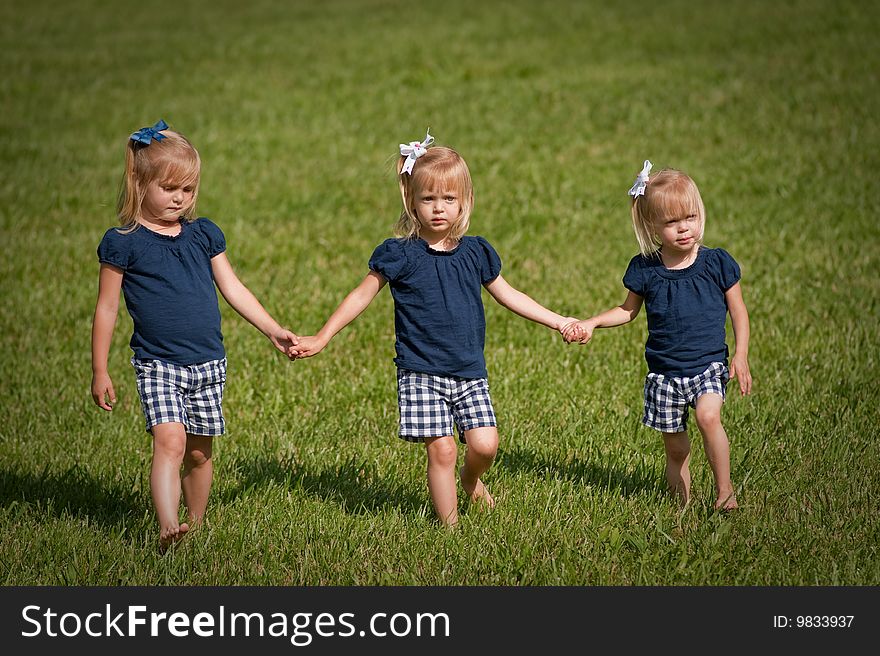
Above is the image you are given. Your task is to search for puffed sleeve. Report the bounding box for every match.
[96,228,130,270]
[622,255,645,296]
[473,236,502,284]
[369,238,407,282]
[198,218,227,257]
[714,248,742,290]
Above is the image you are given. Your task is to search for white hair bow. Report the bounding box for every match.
[399,129,435,175]
[627,160,653,198]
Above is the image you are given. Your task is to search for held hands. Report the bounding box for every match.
[287,335,327,360]
[269,327,300,355]
[561,319,595,344]
[558,317,586,343]
[91,372,116,411]
[729,352,752,396]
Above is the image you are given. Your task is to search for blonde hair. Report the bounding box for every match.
[116,126,201,231]
[394,145,474,244]
[630,168,706,257]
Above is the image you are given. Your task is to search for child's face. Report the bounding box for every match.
[413,185,461,240]
[141,179,194,224]
[653,211,700,253]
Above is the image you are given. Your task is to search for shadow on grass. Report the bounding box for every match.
[495,445,658,497]
[220,455,427,517]
[0,466,143,526]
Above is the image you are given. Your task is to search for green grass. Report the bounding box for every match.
[0,0,878,585]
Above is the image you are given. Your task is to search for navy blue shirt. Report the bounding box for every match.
[97,218,226,365]
[623,247,741,377]
[369,236,502,379]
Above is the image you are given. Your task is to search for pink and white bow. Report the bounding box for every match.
[627,160,653,198]
[399,129,434,175]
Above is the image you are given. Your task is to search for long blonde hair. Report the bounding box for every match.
[394,146,474,244]
[116,126,201,231]
[630,168,705,257]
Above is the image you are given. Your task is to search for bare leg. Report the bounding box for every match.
[181,434,213,528]
[694,393,738,510]
[460,426,498,509]
[425,436,459,526]
[662,430,691,509]
[150,422,189,548]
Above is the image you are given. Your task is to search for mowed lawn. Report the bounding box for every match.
[0,0,877,585]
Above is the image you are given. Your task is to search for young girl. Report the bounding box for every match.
[564,161,751,511]
[291,131,581,526]
[91,120,299,549]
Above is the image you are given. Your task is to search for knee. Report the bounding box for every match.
[184,446,212,469]
[427,440,458,469]
[695,405,722,432]
[153,432,186,461]
[664,437,691,463]
[468,433,498,463]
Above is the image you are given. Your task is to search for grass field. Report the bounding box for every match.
[0,0,878,585]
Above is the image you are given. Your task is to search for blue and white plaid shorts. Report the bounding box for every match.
[396,369,497,443]
[643,361,728,433]
[132,357,227,436]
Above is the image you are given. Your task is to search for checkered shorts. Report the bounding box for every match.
[643,362,728,433]
[396,369,496,443]
[132,357,226,436]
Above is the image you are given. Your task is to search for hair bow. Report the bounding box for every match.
[399,129,434,175]
[130,119,169,145]
[627,160,653,198]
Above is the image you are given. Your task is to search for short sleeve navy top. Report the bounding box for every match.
[369,236,502,379]
[97,217,226,365]
[623,247,741,377]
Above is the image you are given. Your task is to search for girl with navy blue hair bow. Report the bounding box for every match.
[91,120,300,550]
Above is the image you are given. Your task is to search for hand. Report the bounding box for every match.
[729,353,752,396]
[269,328,299,356]
[558,317,584,342]
[91,372,116,411]
[562,319,594,344]
[288,335,326,359]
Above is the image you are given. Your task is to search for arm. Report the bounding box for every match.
[725,281,752,395]
[211,252,299,355]
[562,291,644,344]
[483,274,580,335]
[91,264,123,411]
[291,271,387,358]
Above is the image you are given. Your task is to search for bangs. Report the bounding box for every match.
[154,154,200,188]
[645,174,702,222]
[652,188,698,221]
[412,161,469,196]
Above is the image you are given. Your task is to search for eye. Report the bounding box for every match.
[444,196,456,202]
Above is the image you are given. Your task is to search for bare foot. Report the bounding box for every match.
[715,492,738,512]
[159,522,189,552]
[668,485,690,511]
[460,472,495,509]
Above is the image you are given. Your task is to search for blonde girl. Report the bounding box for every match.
[564,161,751,511]
[91,120,298,548]
[292,131,581,526]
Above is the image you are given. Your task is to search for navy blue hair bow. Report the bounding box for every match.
[130,119,169,145]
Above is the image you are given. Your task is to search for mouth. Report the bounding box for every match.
[676,236,693,244]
